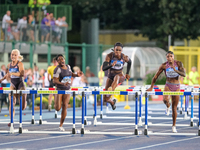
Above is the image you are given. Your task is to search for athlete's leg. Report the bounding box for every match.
[9,85,17,119]
[48,94,53,111]
[59,94,70,127]
[172,95,179,126]
[163,85,171,108]
[103,78,113,105]
[54,94,62,111]
[18,85,27,110]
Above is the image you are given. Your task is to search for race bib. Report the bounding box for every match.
[111,60,123,70]
[166,67,179,78]
[61,76,71,83]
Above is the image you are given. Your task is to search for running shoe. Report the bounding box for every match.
[59,127,65,132]
[111,99,117,110]
[48,105,52,112]
[165,107,170,116]
[172,126,177,133]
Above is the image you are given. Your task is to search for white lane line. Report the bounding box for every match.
[0,135,71,146]
[42,135,135,150]
[130,136,200,150]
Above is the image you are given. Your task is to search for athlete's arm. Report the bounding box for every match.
[174,61,186,77]
[124,55,132,75]
[102,53,117,71]
[10,62,24,77]
[147,64,165,91]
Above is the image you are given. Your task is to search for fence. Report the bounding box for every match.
[0,4,72,30]
[0,22,67,44]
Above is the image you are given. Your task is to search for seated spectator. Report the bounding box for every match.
[41,14,51,43]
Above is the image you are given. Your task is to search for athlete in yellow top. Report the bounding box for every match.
[47,57,58,111]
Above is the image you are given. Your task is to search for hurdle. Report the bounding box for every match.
[0,89,83,134]
[81,91,142,135]
[144,91,200,136]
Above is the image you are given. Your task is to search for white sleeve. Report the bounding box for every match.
[53,67,61,78]
[68,65,72,72]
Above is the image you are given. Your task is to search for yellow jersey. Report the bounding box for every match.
[47,65,57,79]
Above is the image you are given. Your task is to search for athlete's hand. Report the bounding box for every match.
[63,82,71,86]
[125,74,130,80]
[77,71,83,77]
[0,79,2,83]
[112,61,117,66]
[170,61,176,71]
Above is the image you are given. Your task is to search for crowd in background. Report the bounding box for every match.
[1,10,68,44]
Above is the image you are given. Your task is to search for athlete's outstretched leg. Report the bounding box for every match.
[59,94,70,127]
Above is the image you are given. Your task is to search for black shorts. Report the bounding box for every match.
[49,79,55,88]
[108,73,125,84]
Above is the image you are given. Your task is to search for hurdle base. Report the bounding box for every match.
[180,111,182,114]
[84,119,87,125]
[134,129,138,135]
[100,114,103,119]
[55,114,57,118]
[81,128,84,134]
[19,127,22,133]
[39,119,42,124]
[31,119,35,124]
[190,121,194,127]
[144,129,148,135]
[198,130,200,136]
[72,128,76,134]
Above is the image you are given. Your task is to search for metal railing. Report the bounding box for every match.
[0,22,67,44]
[0,4,72,30]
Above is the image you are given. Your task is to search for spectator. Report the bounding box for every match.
[189,66,199,85]
[72,66,87,87]
[44,68,51,88]
[2,11,13,41]
[38,0,51,18]
[17,15,28,42]
[28,0,38,22]
[98,65,105,86]
[61,16,68,28]
[85,66,95,77]
[0,65,9,112]
[49,13,59,43]
[54,17,62,43]
[33,64,42,88]
[26,68,33,87]
[41,14,51,43]
[27,14,35,42]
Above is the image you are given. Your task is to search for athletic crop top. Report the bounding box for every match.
[9,61,23,83]
[165,60,179,78]
[109,53,125,71]
[53,65,72,90]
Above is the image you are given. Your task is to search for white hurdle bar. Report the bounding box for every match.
[144,91,200,136]
[0,90,83,134]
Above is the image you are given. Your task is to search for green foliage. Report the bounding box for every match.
[69,95,82,107]
[145,71,166,85]
[64,0,200,49]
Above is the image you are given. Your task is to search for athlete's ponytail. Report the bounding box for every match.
[12,49,23,61]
